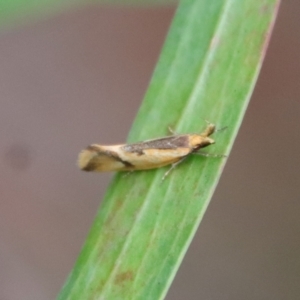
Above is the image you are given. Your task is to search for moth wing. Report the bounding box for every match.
[117,147,191,170]
[123,135,190,151]
[78,145,127,171]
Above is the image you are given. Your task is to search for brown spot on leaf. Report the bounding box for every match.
[114,270,134,286]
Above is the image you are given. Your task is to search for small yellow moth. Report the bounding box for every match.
[78,123,223,179]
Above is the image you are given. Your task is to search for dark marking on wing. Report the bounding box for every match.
[82,161,98,171]
[82,145,134,171]
[86,145,99,152]
[122,135,190,155]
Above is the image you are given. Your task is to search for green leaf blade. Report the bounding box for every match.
[58,0,280,299]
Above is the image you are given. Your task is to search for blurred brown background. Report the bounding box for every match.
[0,2,299,299]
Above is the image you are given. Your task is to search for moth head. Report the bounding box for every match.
[202,123,216,137]
[199,136,215,148]
[191,123,216,150]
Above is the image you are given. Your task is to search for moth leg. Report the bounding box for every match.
[122,170,134,178]
[161,157,187,181]
[168,126,177,135]
[193,151,227,158]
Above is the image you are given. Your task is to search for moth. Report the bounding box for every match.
[78,123,223,179]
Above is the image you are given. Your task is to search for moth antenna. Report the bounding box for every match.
[215,126,228,133]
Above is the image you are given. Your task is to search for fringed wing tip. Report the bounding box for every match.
[77,148,96,171]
